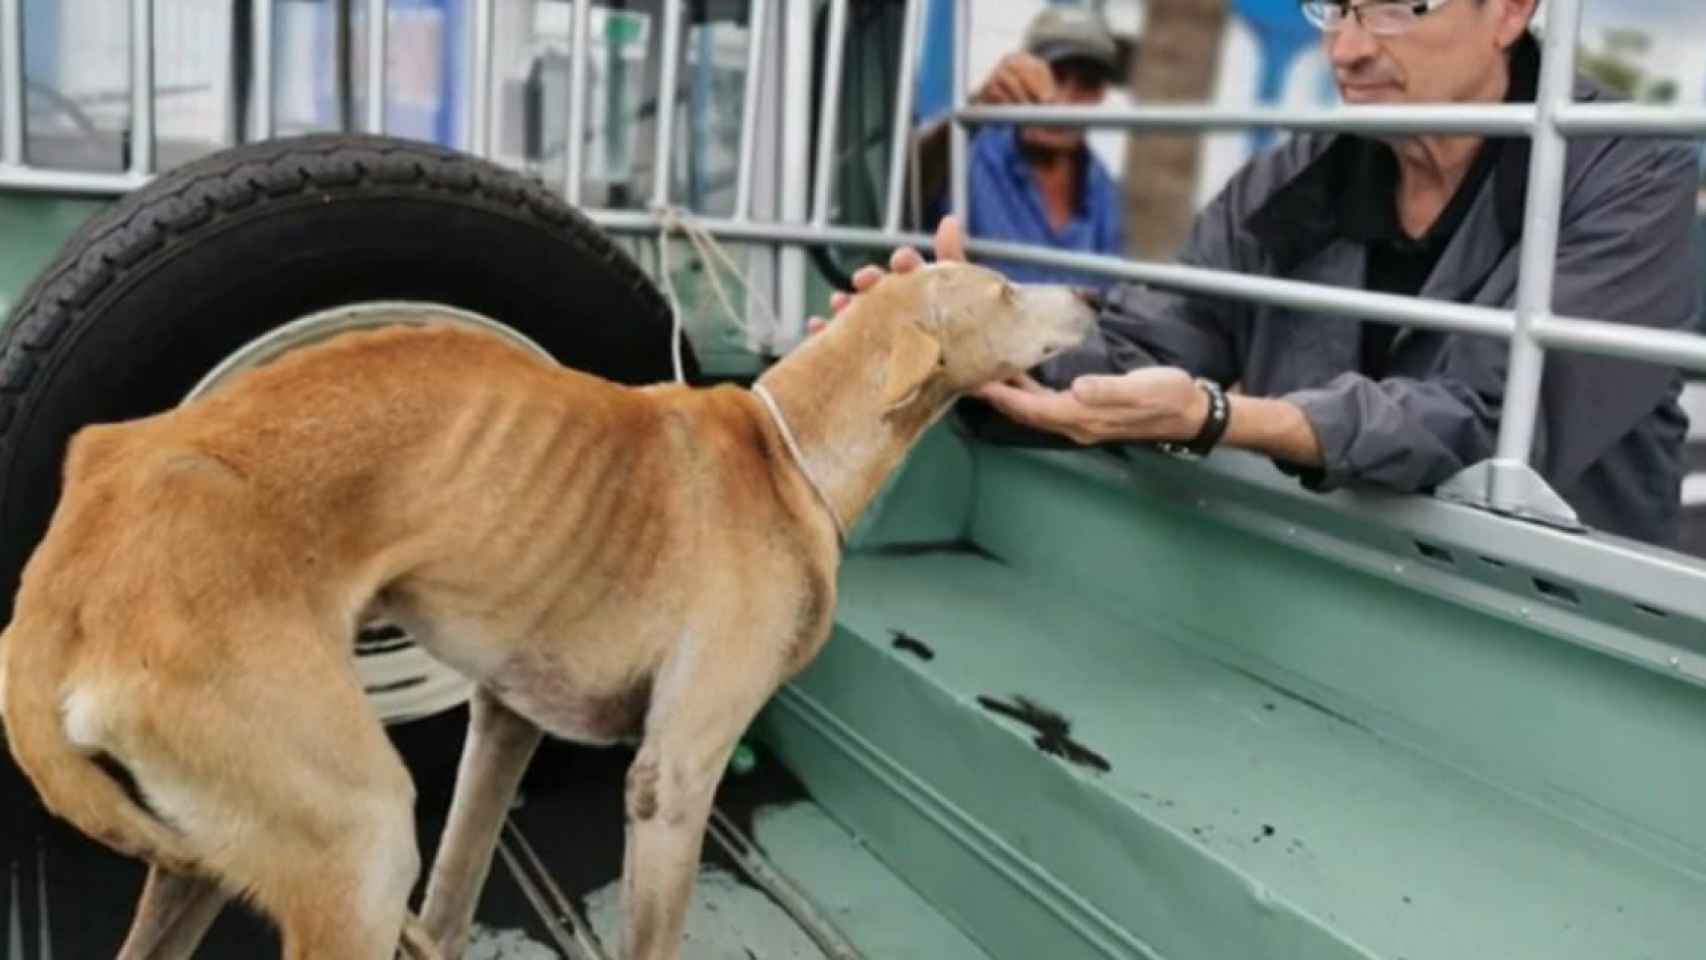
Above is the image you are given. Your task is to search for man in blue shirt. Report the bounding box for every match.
[920,7,1126,287]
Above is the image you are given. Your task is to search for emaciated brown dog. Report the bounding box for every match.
[0,252,1094,959]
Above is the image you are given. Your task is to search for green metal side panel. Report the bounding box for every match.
[968,447,1706,867]
[0,195,107,319]
[758,426,1706,960]
[750,803,996,959]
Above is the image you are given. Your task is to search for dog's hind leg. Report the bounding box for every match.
[418,688,543,958]
[114,867,229,960]
[131,619,428,960]
[243,701,425,960]
[242,736,422,960]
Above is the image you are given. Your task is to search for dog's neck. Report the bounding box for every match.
[752,299,947,544]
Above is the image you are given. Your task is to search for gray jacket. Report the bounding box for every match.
[1040,72,1700,546]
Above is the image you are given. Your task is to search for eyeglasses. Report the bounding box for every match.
[1299,0,1455,37]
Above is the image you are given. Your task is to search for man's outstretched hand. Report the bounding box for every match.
[977,368,1209,446]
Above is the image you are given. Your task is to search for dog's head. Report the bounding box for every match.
[866,262,1098,413]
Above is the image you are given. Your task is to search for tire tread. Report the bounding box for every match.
[0,133,669,449]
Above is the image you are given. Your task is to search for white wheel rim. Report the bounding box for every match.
[181,301,557,724]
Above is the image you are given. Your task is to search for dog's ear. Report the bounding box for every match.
[879,322,943,414]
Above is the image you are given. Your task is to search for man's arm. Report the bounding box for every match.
[1277,136,1700,496]
[1226,395,1323,466]
[1278,371,1501,492]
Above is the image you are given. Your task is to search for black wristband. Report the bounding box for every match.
[1157,378,1230,460]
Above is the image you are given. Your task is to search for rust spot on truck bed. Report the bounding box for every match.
[976,694,1111,773]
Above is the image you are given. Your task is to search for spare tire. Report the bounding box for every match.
[0,133,694,720]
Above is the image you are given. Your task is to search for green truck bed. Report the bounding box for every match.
[759,424,1706,958]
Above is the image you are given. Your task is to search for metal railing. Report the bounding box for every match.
[0,0,1701,528]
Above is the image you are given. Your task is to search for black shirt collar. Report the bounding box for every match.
[1337,124,1502,253]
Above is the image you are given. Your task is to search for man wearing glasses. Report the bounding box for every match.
[831,0,1698,545]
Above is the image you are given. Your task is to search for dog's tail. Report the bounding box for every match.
[0,617,199,872]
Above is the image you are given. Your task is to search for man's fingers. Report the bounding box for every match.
[983,378,1075,423]
[1014,55,1056,103]
[992,52,1053,104]
[980,55,1028,104]
[981,72,1019,104]
[977,382,1038,422]
[1008,372,1048,393]
[850,265,886,291]
[974,374,1045,408]
[934,216,968,262]
[827,251,919,319]
[806,316,827,336]
[972,69,1006,104]
[1071,374,1132,407]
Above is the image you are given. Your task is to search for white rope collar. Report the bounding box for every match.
[751,382,848,545]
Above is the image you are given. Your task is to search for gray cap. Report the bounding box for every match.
[1023,6,1121,81]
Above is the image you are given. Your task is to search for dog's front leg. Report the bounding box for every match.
[419,687,544,958]
[115,866,229,960]
[620,656,773,960]
[620,741,727,960]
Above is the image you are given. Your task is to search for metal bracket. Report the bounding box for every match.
[1436,459,1585,533]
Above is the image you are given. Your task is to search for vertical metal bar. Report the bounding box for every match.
[364,0,386,134]
[0,0,22,166]
[129,0,156,175]
[1490,0,1583,508]
[731,0,768,221]
[252,0,275,141]
[949,0,969,221]
[651,0,683,208]
[687,23,709,205]
[335,0,353,131]
[603,11,624,177]
[564,0,590,203]
[744,0,783,353]
[882,0,924,232]
[468,0,494,156]
[776,0,812,345]
[809,0,848,226]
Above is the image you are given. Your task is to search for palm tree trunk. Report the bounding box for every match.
[1121,0,1228,260]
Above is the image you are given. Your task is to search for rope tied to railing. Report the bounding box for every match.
[653,204,848,544]
[654,204,782,385]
